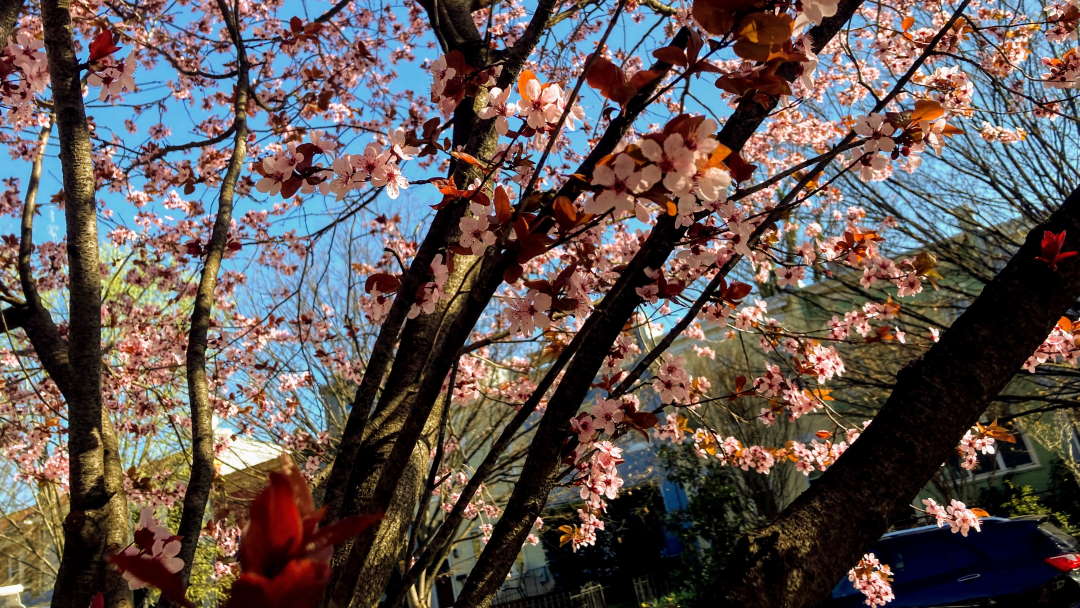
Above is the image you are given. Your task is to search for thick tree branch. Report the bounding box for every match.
[0,0,21,48]
[40,0,131,605]
[162,1,251,602]
[712,183,1080,608]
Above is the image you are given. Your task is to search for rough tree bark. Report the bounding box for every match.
[708,183,1080,608]
[0,0,22,47]
[161,1,250,602]
[319,0,566,605]
[40,0,132,605]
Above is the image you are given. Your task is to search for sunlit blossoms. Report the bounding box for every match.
[848,553,895,607]
[116,508,184,591]
[922,498,984,537]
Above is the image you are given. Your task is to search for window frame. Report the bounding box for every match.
[966,430,1040,482]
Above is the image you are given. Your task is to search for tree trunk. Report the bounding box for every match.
[320,0,570,603]
[164,2,250,601]
[40,0,131,605]
[712,183,1080,608]
[0,0,23,47]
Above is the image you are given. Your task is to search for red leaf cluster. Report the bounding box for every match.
[283,16,325,48]
[88,29,122,64]
[585,56,661,106]
[1036,230,1078,271]
[108,553,192,608]
[108,458,378,608]
[227,457,380,608]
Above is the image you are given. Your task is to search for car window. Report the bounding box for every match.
[1039,522,1080,552]
[881,533,981,581]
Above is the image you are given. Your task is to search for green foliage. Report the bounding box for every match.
[162,505,234,606]
[641,590,696,607]
[655,443,764,599]
[977,479,1073,532]
[186,539,234,607]
[1042,460,1080,534]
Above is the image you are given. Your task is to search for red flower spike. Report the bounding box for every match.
[1036,230,1078,270]
[226,559,331,608]
[239,470,307,577]
[88,29,122,64]
[229,456,381,606]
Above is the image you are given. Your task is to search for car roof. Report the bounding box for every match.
[880,517,1014,539]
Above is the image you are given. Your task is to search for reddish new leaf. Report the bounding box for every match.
[503,263,524,284]
[727,280,752,301]
[652,46,688,66]
[553,195,578,231]
[450,150,486,168]
[627,411,659,430]
[89,29,122,64]
[725,153,757,182]
[239,472,305,576]
[1036,230,1078,271]
[909,99,945,124]
[226,559,330,608]
[585,56,660,106]
[493,185,512,224]
[304,513,381,554]
[365,273,401,294]
[716,66,792,99]
[109,553,193,608]
[733,13,794,61]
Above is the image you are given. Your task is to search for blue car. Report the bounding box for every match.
[826,516,1080,607]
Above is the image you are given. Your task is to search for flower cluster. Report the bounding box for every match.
[657,418,867,477]
[848,553,895,607]
[88,54,137,102]
[0,32,49,125]
[563,441,624,550]
[828,299,903,341]
[116,507,184,591]
[852,113,898,181]
[1042,48,1080,89]
[788,426,866,474]
[922,498,983,537]
[1023,317,1080,372]
[410,254,449,319]
[465,67,584,136]
[978,122,1027,143]
[506,290,552,336]
[517,73,582,131]
[914,66,974,113]
[956,429,996,470]
[255,131,411,200]
[586,116,732,223]
[652,356,691,404]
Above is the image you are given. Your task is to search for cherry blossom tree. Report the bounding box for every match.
[0,0,1077,605]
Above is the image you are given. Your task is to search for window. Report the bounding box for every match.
[946,431,1038,482]
[998,436,1035,469]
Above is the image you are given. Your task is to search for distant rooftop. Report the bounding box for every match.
[215,434,286,476]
